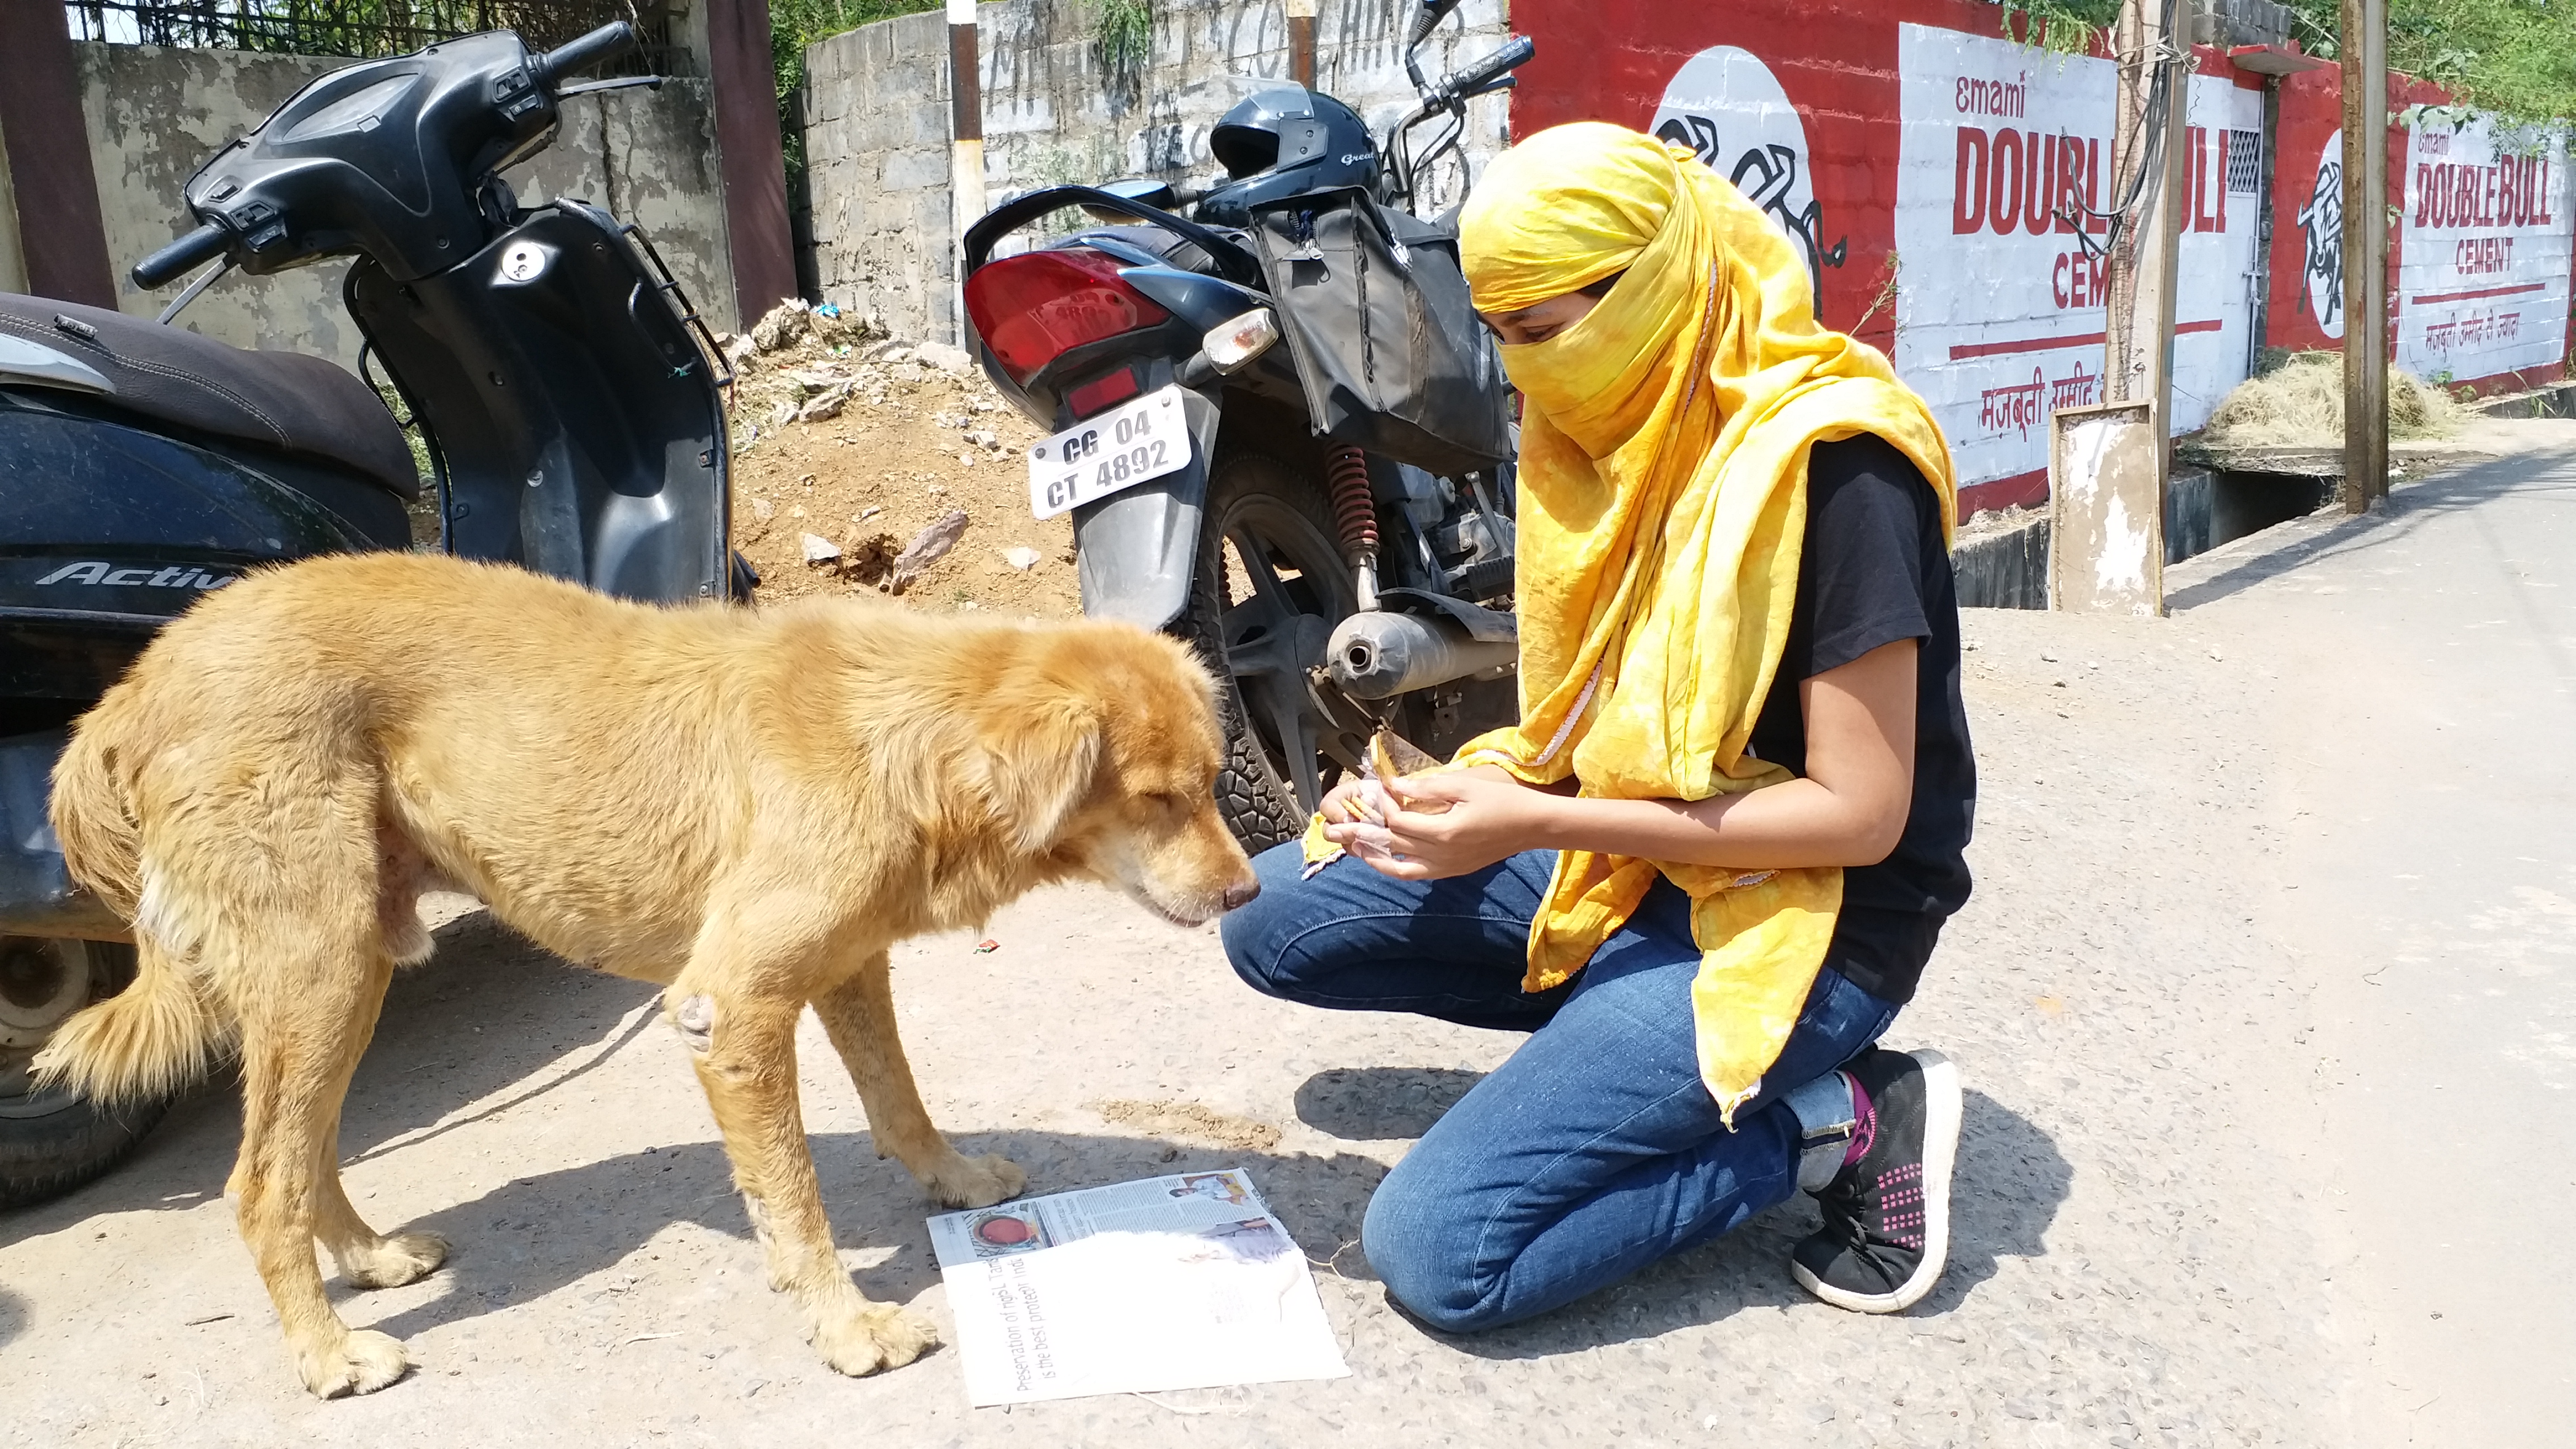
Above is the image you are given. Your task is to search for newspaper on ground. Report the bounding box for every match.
[926,1167,1351,1406]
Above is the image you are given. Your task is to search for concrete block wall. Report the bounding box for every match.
[2191,0,2299,49]
[799,0,1516,347]
[73,41,737,372]
[798,10,960,345]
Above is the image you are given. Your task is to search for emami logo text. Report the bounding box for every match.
[35,562,236,590]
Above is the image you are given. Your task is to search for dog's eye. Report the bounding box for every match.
[1150,792,1191,814]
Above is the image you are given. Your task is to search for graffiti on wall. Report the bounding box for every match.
[2297,129,2346,338]
[1649,46,1847,313]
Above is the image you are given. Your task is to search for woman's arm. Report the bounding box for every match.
[1326,638,1919,880]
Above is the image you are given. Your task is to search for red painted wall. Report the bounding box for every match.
[1509,0,1953,355]
[2266,66,2436,360]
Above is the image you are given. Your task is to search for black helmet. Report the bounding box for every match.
[1195,86,1382,226]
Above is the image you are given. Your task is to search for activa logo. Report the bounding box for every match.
[34,561,236,589]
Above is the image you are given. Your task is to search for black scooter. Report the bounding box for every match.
[0,21,730,1208]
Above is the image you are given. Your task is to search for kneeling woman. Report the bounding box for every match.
[1221,124,1976,1331]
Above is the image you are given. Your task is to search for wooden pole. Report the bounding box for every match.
[2060,0,2185,615]
[1287,0,1317,87]
[949,0,985,347]
[2102,0,2148,405]
[2340,0,2389,512]
[2101,0,2189,412]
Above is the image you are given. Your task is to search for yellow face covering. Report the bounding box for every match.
[1456,123,1958,1122]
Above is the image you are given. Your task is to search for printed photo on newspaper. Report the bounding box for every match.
[926,1168,1351,1406]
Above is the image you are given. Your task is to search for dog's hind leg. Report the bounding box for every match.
[811,950,1025,1209]
[670,950,939,1379]
[226,931,414,1398]
[311,1096,449,1290]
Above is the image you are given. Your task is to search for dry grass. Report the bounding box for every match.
[2200,351,2469,448]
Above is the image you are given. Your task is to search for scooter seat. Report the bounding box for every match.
[0,293,419,500]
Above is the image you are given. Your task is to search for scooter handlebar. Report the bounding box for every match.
[132,221,228,290]
[1433,36,1533,106]
[533,21,637,89]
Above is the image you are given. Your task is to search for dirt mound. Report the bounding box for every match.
[2200,351,2468,449]
[718,302,1078,619]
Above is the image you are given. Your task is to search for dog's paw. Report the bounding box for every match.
[813,1303,939,1377]
[295,1328,411,1399]
[338,1230,450,1290]
[926,1152,1027,1209]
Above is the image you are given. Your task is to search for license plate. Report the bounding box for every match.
[1026,385,1190,519]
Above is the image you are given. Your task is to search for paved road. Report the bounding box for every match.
[1,441,2568,1446]
[2171,442,2576,1447]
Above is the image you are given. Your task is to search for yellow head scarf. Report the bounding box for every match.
[1456,123,1957,1121]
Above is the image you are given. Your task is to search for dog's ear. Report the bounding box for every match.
[967,694,1102,854]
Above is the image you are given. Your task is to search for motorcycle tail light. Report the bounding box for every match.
[964,248,1171,385]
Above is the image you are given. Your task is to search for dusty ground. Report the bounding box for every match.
[3,441,2568,1446]
[719,316,1071,619]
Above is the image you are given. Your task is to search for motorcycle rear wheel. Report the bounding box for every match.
[0,939,173,1211]
[1172,451,1361,854]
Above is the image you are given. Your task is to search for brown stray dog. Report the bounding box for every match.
[34,552,1258,1398]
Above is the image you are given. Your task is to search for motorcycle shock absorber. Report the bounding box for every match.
[1326,443,1380,612]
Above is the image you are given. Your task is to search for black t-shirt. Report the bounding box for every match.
[1744,433,1976,1005]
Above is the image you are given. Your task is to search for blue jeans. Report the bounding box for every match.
[1221,843,1901,1332]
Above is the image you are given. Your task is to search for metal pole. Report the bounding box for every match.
[1287,0,1317,87]
[2340,0,2389,512]
[949,0,986,348]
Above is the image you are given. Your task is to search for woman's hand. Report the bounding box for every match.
[1320,765,1556,880]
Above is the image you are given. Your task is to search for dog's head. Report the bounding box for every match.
[923,621,1258,926]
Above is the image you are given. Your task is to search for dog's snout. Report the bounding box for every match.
[1222,877,1262,912]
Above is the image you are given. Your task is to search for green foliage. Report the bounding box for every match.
[2257,0,2576,129]
[2386,0,2576,127]
[1995,0,2120,57]
[1092,0,1153,77]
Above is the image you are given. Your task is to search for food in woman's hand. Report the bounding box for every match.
[1369,728,1451,816]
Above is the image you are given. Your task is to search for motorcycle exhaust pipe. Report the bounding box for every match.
[1326,609,1517,699]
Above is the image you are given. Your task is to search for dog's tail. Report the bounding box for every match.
[48,704,143,920]
[33,703,227,1106]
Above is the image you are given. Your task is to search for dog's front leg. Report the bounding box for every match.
[811,950,1026,1209]
[670,978,938,1377]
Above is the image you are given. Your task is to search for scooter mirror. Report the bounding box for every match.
[1081,176,1180,222]
[1407,0,1462,49]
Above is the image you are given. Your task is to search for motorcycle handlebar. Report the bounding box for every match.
[1432,36,1533,106]
[132,222,228,290]
[533,20,637,89]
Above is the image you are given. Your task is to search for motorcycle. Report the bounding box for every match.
[960,0,1533,851]
[0,20,732,1209]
